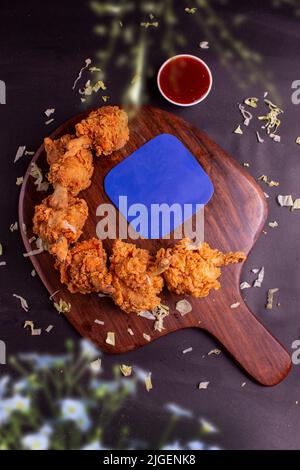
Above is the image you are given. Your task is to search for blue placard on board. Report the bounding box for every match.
[104,133,214,238]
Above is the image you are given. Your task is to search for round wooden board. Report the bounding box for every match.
[19,106,291,386]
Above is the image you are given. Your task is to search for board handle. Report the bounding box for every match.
[201,302,292,386]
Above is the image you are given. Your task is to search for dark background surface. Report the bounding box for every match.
[0,0,300,450]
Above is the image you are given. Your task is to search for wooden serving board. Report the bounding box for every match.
[19,106,291,386]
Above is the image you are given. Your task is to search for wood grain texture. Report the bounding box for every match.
[18,105,291,386]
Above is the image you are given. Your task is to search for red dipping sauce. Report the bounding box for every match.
[158,55,212,106]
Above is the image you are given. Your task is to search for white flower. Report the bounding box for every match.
[81,440,107,450]
[162,441,183,450]
[80,339,101,360]
[0,376,9,398]
[187,440,205,450]
[199,417,218,434]
[165,403,193,418]
[22,433,49,450]
[5,394,30,413]
[60,399,90,431]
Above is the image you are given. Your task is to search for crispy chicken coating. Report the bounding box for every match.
[33,195,88,262]
[109,240,170,314]
[44,134,73,165]
[48,136,94,209]
[57,238,113,295]
[75,106,129,157]
[159,238,246,298]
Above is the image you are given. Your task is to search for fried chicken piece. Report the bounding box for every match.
[109,240,170,314]
[159,238,246,298]
[44,134,74,165]
[75,106,129,157]
[57,238,113,295]
[48,136,94,209]
[33,195,88,262]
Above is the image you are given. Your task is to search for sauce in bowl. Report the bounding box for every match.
[157,55,212,106]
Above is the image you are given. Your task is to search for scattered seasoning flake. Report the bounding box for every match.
[256,131,264,143]
[264,192,269,199]
[185,7,197,14]
[230,302,240,309]
[258,175,279,187]
[14,146,26,163]
[240,281,251,290]
[72,58,92,90]
[16,176,24,186]
[106,331,115,346]
[266,288,279,310]
[0,261,7,267]
[90,358,101,372]
[44,108,55,117]
[45,325,54,333]
[270,133,281,143]
[268,221,278,228]
[24,320,34,334]
[153,304,169,332]
[244,97,258,108]
[241,382,246,387]
[208,349,221,356]
[277,194,293,207]
[253,267,264,288]
[138,310,156,320]
[251,268,259,274]
[32,328,42,336]
[89,66,101,73]
[94,319,104,325]
[143,333,151,342]
[292,199,300,211]
[23,237,44,258]
[198,381,210,390]
[13,294,29,312]
[296,137,300,145]
[120,364,132,377]
[79,79,106,96]
[182,347,193,354]
[25,150,34,156]
[176,299,192,316]
[54,299,71,314]
[234,125,243,135]
[140,21,159,28]
[145,373,153,392]
[31,269,36,277]
[128,328,134,336]
[239,103,253,126]
[45,118,54,125]
[243,162,250,167]
[30,163,49,192]
[101,95,110,102]
[10,221,18,232]
[199,41,209,49]
[258,99,283,136]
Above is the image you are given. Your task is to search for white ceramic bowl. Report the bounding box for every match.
[157,54,213,107]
